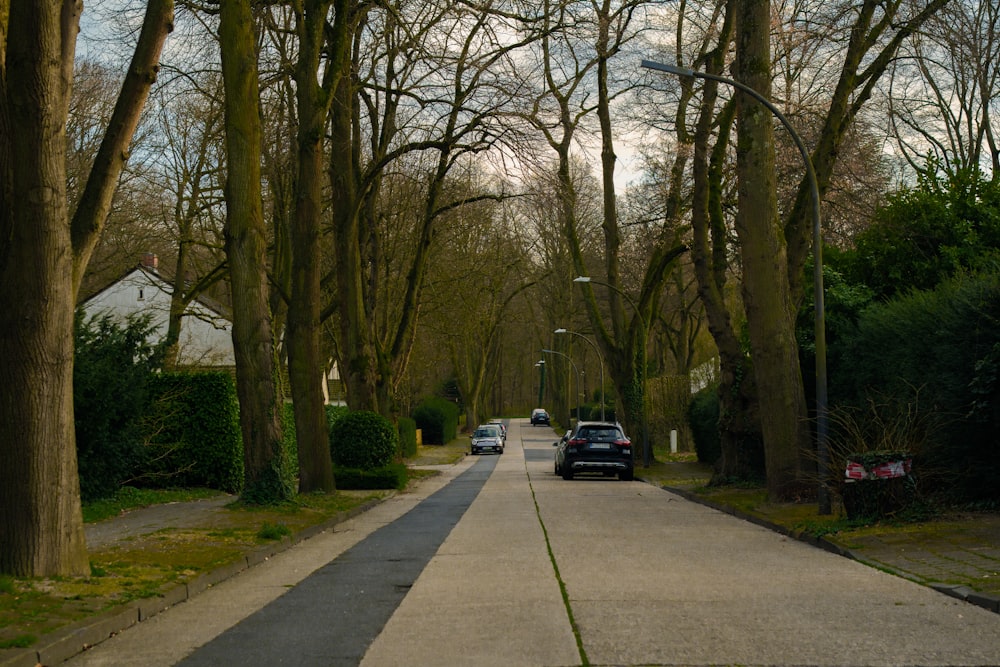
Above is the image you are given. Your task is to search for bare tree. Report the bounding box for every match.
[886,0,1000,179]
[529,0,686,456]
[326,0,536,416]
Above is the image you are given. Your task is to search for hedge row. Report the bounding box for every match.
[412,397,459,444]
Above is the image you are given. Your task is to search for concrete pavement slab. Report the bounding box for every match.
[360,424,580,667]
[528,439,1000,666]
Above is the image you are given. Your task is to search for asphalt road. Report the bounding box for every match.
[66,419,1000,666]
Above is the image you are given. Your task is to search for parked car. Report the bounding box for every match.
[488,419,507,440]
[553,430,570,448]
[470,424,505,455]
[530,408,550,426]
[554,421,633,481]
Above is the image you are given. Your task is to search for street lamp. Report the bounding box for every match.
[541,348,583,424]
[573,275,652,467]
[641,58,830,514]
[554,328,605,421]
[535,360,546,408]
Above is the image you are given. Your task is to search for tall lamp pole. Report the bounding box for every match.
[640,59,830,514]
[555,328,605,421]
[573,275,651,467]
[542,348,583,424]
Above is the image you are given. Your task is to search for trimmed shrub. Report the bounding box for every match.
[333,463,408,490]
[329,410,398,470]
[688,387,721,465]
[145,372,244,493]
[398,417,418,458]
[412,397,459,444]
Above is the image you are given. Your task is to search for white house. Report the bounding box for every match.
[80,254,236,367]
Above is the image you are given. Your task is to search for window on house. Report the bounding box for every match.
[138,288,145,301]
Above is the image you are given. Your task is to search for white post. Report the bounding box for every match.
[670,429,678,454]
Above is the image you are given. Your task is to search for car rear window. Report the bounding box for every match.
[579,427,620,440]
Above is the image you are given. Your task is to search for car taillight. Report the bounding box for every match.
[614,439,631,450]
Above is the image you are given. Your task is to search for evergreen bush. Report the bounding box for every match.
[325,404,349,430]
[398,417,418,458]
[688,387,721,465]
[144,372,244,493]
[834,272,1000,502]
[329,410,398,470]
[74,311,165,502]
[332,463,408,490]
[412,397,459,444]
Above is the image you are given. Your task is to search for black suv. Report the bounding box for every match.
[554,421,633,481]
[530,408,550,426]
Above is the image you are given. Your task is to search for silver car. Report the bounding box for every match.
[470,424,505,455]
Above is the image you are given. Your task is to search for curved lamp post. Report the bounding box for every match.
[554,328,605,421]
[573,275,651,467]
[541,348,582,424]
[640,58,830,514]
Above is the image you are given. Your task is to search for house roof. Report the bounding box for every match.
[79,263,232,322]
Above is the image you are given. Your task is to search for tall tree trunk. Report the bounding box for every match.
[734,0,808,500]
[289,0,336,493]
[0,1,87,577]
[219,0,291,504]
[683,7,764,480]
[0,0,172,577]
[330,70,379,414]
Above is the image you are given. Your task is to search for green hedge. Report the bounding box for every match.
[834,272,1000,502]
[688,387,721,466]
[325,404,349,430]
[145,372,244,493]
[412,397,459,445]
[281,402,300,483]
[398,417,418,458]
[332,462,408,490]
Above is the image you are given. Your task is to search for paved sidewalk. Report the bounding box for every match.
[665,486,1000,614]
[836,514,1000,608]
[5,423,999,666]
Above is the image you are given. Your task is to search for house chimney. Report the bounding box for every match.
[141,252,158,271]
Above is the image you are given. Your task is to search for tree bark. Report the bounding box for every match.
[219,0,291,504]
[734,0,809,499]
[0,1,87,577]
[0,0,171,577]
[289,0,338,493]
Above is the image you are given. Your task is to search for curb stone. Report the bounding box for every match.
[658,483,1000,616]
[0,497,386,667]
